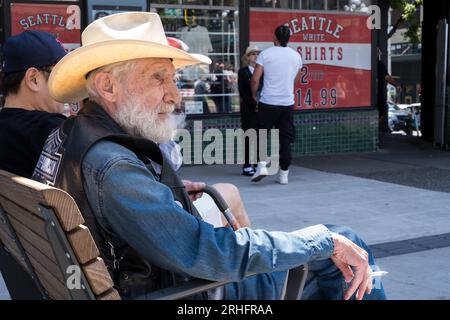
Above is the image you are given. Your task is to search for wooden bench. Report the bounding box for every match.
[0,169,308,300]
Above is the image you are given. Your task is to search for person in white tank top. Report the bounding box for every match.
[250,25,303,185]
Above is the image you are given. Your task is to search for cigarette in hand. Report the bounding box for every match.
[369,271,388,277]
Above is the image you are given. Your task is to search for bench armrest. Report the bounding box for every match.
[142,265,308,300]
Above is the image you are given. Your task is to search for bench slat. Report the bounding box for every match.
[82,258,114,296]
[0,170,84,231]
[0,215,14,239]
[19,234,64,283]
[0,177,47,218]
[0,195,47,239]
[67,225,100,264]
[0,170,120,300]
[0,225,31,273]
[8,214,56,262]
[97,288,121,300]
[30,256,71,300]
[42,188,85,232]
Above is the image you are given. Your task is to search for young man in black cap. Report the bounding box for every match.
[0,30,67,178]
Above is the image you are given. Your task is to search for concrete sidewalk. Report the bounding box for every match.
[177,134,450,299]
[177,163,450,299]
[2,134,449,299]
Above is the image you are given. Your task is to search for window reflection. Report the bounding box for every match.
[153,5,239,115]
[249,0,372,11]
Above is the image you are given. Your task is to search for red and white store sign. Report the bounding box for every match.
[250,9,372,109]
[10,3,81,52]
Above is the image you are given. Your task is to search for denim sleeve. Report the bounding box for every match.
[82,141,335,284]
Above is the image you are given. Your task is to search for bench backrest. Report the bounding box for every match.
[0,169,120,300]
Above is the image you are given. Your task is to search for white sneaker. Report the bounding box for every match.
[278,170,289,185]
[251,161,269,182]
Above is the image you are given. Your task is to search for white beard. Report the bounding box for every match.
[112,97,185,144]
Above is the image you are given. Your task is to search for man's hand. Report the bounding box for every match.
[183,180,206,201]
[330,232,373,300]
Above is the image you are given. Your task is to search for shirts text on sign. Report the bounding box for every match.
[297,46,343,62]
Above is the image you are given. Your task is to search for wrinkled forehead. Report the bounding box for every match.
[137,58,176,74]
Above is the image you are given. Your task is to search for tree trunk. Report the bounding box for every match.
[388,17,405,39]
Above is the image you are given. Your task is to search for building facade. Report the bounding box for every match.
[1,0,380,161]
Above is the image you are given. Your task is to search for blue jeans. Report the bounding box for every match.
[302,225,387,300]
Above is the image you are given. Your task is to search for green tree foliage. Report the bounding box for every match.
[388,0,423,43]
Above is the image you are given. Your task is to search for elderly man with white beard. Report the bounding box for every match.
[32,12,386,300]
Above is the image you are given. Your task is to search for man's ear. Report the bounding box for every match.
[23,68,41,93]
[94,72,118,103]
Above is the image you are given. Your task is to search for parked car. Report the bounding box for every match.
[388,102,421,135]
[388,102,410,133]
[407,103,421,131]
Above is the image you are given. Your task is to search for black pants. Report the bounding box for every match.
[240,102,258,168]
[257,103,295,171]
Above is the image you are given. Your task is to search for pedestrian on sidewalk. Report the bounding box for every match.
[238,45,261,176]
[377,48,400,133]
[250,25,303,184]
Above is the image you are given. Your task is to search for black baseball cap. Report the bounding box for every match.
[2,30,67,75]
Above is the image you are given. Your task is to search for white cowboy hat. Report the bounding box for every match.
[241,45,261,63]
[49,12,211,103]
[244,45,261,56]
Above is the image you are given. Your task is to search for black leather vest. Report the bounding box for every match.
[33,102,205,299]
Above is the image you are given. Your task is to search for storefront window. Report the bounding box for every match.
[151,1,239,115]
[182,0,210,5]
[87,0,147,23]
[301,0,325,10]
[250,0,372,11]
[157,1,239,7]
[221,0,238,6]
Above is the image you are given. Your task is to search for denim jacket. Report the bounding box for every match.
[81,140,335,299]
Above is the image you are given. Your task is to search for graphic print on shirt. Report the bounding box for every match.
[32,128,64,186]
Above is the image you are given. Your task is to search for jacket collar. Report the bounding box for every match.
[79,101,127,135]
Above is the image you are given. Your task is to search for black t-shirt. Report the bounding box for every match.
[0,108,66,178]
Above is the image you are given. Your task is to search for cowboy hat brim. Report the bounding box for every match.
[49,39,212,103]
[245,49,261,55]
